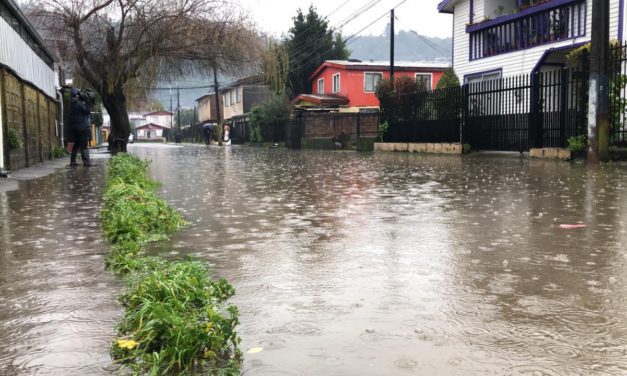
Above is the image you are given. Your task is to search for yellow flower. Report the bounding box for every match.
[205,322,213,332]
[116,339,138,350]
[203,350,216,359]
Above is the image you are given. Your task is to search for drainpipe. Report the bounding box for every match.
[57,87,65,146]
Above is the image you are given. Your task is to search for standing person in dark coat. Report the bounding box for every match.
[69,89,94,167]
[203,123,214,145]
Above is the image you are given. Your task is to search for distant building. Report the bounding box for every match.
[136,123,168,141]
[0,0,59,172]
[220,75,271,121]
[437,0,626,80]
[295,60,449,111]
[144,111,173,128]
[196,93,221,124]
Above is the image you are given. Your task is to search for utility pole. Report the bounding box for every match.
[177,87,181,132]
[587,0,610,162]
[169,85,173,129]
[213,65,223,146]
[390,8,395,88]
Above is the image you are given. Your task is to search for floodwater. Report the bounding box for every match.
[1,144,627,375]
[0,164,120,375]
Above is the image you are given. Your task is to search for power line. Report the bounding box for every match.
[289,0,409,75]
[409,30,452,58]
[285,0,385,64]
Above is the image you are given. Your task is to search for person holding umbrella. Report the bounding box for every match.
[202,123,215,146]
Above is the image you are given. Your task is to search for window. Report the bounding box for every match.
[332,73,340,93]
[415,73,432,92]
[464,70,502,116]
[236,88,241,103]
[223,94,229,107]
[464,71,501,84]
[230,90,236,105]
[364,72,383,92]
[317,78,324,94]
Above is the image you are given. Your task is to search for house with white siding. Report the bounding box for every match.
[144,111,173,128]
[438,0,627,83]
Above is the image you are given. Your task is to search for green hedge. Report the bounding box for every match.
[102,153,241,375]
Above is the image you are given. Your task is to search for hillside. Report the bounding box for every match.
[347,30,451,62]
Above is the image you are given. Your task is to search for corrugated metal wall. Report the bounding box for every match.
[0,18,56,98]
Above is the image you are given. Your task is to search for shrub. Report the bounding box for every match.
[249,95,291,143]
[52,146,66,158]
[567,134,587,154]
[378,121,389,142]
[8,128,22,150]
[435,68,460,89]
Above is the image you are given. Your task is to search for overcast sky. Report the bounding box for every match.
[236,0,452,40]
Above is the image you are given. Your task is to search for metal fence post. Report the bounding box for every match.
[461,84,468,145]
[559,69,569,147]
[356,112,361,142]
[530,72,543,149]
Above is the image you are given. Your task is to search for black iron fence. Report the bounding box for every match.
[386,86,462,144]
[610,42,627,146]
[383,67,588,152]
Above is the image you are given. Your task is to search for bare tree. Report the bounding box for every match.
[32,0,260,152]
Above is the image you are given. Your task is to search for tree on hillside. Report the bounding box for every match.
[286,6,349,96]
[30,0,260,152]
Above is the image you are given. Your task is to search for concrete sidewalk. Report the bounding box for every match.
[0,148,111,193]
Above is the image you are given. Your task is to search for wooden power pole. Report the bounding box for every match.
[213,65,223,146]
[587,0,610,162]
[390,9,395,88]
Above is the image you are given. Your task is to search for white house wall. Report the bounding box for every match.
[453,0,624,79]
[0,18,56,98]
[617,0,627,41]
[610,0,619,40]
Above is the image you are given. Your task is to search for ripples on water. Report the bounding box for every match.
[0,166,120,375]
[134,146,627,376]
[2,145,627,375]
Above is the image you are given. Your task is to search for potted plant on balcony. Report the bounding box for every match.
[550,18,567,40]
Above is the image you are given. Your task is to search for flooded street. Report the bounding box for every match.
[0,164,120,375]
[2,144,627,375]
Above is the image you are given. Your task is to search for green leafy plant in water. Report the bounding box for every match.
[378,121,389,142]
[567,134,587,154]
[462,143,472,154]
[8,128,22,150]
[114,260,241,375]
[102,153,241,375]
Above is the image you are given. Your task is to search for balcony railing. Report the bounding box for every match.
[467,0,586,61]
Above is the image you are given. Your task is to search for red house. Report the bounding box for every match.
[295,60,450,111]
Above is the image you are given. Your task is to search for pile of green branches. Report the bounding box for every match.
[102,153,241,375]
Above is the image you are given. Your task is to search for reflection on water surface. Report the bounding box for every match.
[1,144,626,375]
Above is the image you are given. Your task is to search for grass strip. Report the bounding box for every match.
[102,153,241,375]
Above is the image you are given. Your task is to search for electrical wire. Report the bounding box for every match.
[289,0,409,75]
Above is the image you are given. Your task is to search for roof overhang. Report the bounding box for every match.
[309,61,450,81]
[293,94,349,106]
[5,0,58,64]
[437,0,457,14]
